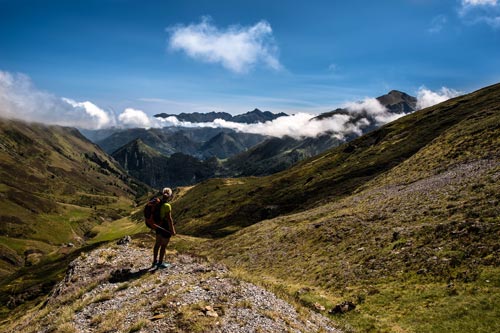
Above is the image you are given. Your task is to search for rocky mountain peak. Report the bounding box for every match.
[377,90,417,113]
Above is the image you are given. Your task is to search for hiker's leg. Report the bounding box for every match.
[158,237,170,263]
[153,234,162,263]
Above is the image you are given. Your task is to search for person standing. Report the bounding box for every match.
[153,187,176,268]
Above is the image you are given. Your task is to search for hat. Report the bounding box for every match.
[162,187,173,197]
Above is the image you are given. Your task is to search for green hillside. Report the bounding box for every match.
[0,118,149,278]
[174,83,500,331]
[174,83,500,238]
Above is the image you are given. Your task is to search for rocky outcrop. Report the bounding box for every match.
[5,235,341,333]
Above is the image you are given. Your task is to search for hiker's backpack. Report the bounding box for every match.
[144,197,162,230]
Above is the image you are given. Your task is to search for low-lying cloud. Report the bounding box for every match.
[416,86,461,109]
[168,17,281,73]
[158,112,362,139]
[156,98,404,140]
[118,108,153,128]
[0,70,461,140]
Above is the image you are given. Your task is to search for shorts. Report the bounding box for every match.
[156,227,172,239]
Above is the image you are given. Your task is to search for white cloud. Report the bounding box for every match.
[168,17,282,73]
[63,98,114,129]
[0,70,115,129]
[344,98,387,115]
[155,97,407,140]
[344,97,405,124]
[118,108,156,128]
[462,0,497,6]
[157,113,356,139]
[416,86,461,109]
[459,0,500,28]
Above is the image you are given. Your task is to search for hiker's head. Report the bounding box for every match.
[162,187,173,200]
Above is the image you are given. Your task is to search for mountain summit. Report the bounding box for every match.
[315,89,417,121]
[376,90,417,113]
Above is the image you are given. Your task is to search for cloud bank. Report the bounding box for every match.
[0,70,461,140]
[168,17,281,73]
[156,98,405,140]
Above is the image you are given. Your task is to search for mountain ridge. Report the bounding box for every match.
[0,118,149,278]
[154,108,288,124]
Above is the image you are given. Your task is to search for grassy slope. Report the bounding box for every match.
[174,83,500,238]
[178,83,500,332]
[0,118,151,317]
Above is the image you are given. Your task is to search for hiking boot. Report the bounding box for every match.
[157,262,170,269]
[152,261,158,268]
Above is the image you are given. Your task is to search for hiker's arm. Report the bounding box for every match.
[167,212,176,236]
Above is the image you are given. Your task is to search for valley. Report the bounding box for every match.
[0,83,499,332]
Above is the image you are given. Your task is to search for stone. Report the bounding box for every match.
[204,306,219,317]
[117,235,132,245]
[314,302,326,312]
[328,301,356,314]
[150,314,167,321]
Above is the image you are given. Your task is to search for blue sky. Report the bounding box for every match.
[0,0,499,127]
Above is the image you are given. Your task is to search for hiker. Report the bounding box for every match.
[153,187,176,268]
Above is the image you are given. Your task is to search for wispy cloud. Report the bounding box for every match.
[462,0,497,6]
[167,16,282,73]
[416,86,461,109]
[459,0,500,28]
[428,15,448,33]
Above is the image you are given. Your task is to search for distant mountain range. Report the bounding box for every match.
[81,90,418,187]
[224,90,418,176]
[154,108,288,123]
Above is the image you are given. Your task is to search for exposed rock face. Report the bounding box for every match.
[154,109,288,124]
[6,235,341,333]
[376,90,417,113]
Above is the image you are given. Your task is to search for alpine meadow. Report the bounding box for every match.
[1,1,499,332]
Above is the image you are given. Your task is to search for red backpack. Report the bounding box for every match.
[144,197,162,230]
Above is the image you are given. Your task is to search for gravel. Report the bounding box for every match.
[7,238,341,333]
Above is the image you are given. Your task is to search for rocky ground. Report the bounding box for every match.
[4,234,340,333]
